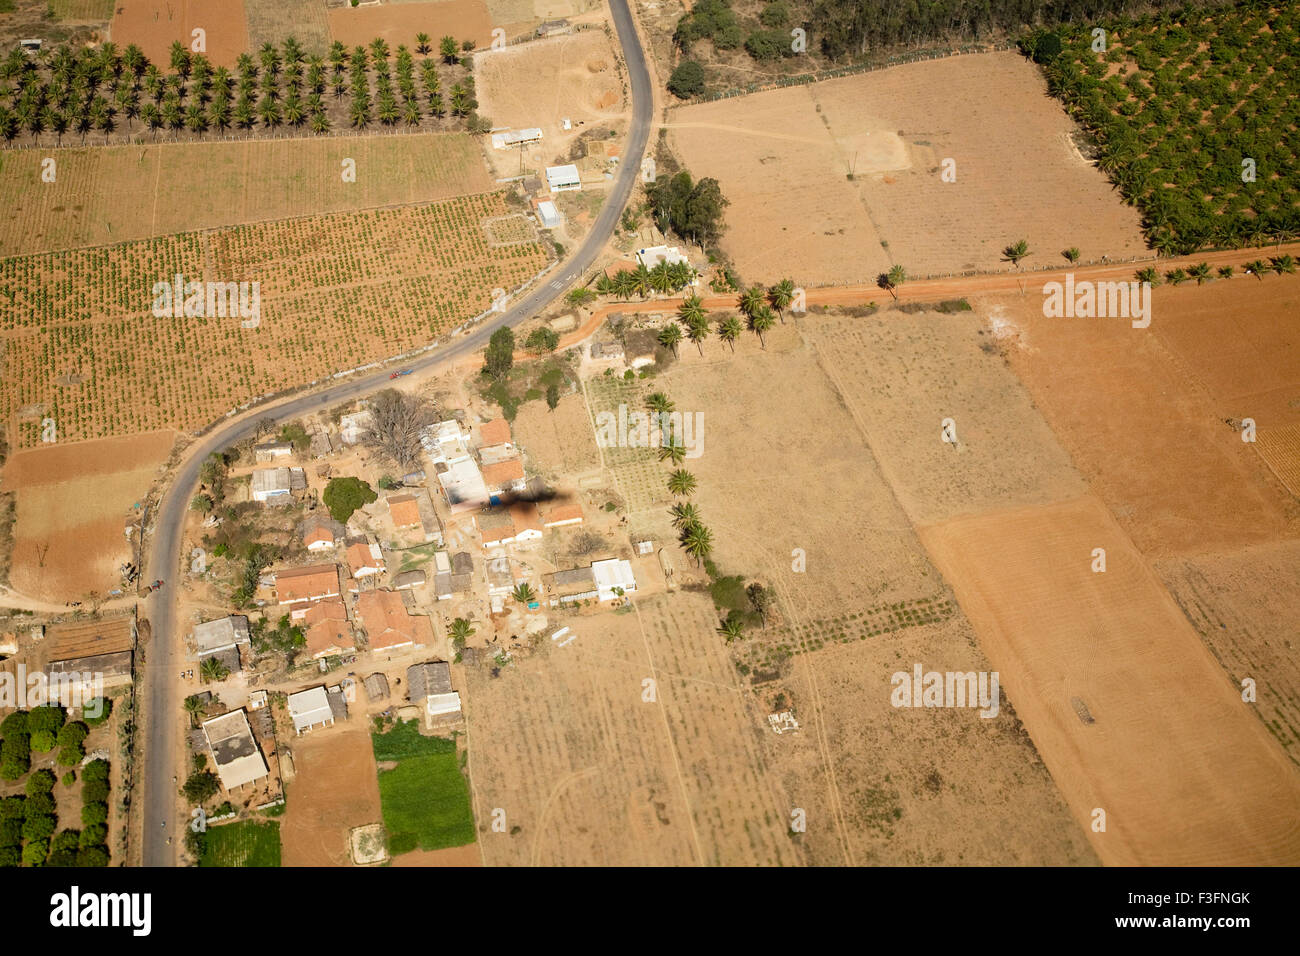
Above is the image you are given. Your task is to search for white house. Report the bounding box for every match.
[636,245,690,270]
[437,456,491,513]
[339,409,372,446]
[492,127,542,150]
[591,558,637,602]
[288,686,335,735]
[193,615,251,658]
[202,710,269,791]
[536,200,562,229]
[546,163,581,192]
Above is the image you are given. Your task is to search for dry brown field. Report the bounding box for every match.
[985,282,1300,557]
[919,495,1300,866]
[280,727,383,866]
[0,134,494,257]
[0,193,549,447]
[3,432,174,600]
[111,0,250,69]
[475,30,627,177]
[327,1,495,52]
[1157,540,1300,766]
[666,51,1147,285]
[244,0,331,54]
[390,844,482,866]
[511,391,601,480]
[805,307,1086,524]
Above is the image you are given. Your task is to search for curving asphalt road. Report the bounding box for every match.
[140,0,653,867]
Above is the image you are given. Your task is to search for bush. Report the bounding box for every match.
[524,327,559,354]
[667,60,706,99]
[25,769,56,796]
[21,840,48,867]
[483,327,515,379]
[56,721,88,749]
[0,845,19,868]
[22,814,56,843]
[182,770,220,805]
[0,820,21,847]
[27,705,65,736]
[29,731,55,754]
[25,792,55,817]
[0,711,28,737]
[0,797,24,820]
[79,824,107,848]
[50,830,80,855]
[323,476,378,523]
[83,699,112,727]
[0,734,31,781]
[76,845,110,867]
[61,772,75,787]
[82,759,110,784]
[80,802,108,827]
[56,746,83,767]
[82,778,110,805]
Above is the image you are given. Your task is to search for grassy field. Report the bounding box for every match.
[373,721,475,854]
[0,134,494,257]
[198,820,282,867]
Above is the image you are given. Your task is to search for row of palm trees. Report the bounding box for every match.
[1135,254,1295,286]
[0,33,475,146]
[655,278,799,356]
[589,259,699,300]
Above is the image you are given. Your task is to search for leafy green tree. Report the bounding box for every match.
[29,731,55,753]
[182,770,219,805]
[484,327,515,379]
[667,60,706,99]
[323,476,378,523]
[524,327,560,353]
[25,770,56,796]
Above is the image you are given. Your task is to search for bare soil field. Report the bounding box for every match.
[805,307,1086,524]
[244,0,331,54]
[0,134,494,257]
[389,843,482,866]
[281,727,383,866]
[985,286,1300,557]
[511,391,601,480]
[919,495,1300,866]
[475,30,628,178]
[0,193,549,447]
[1157,540,1300,767]
[111,0,250,69]
[667,51,1147,285]
[3,432,174,600]
[327,1,495,52]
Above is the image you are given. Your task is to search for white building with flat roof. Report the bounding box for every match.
[437,456,491,513]
[536,200,562,229]
[492,127,542,149]
[546,164,581,192]
[636,245,691,269]
[591,558,637,602]
[202,710,269,791]
[288,686,335,735]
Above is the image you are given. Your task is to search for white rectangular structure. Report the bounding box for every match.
[492,127,542,150]
[536,200,562,229]
[546,164,581,192]
[251,467,292,503]
[591,558,637,602]
[635,245,690,270]
[437,456,491,513]
[288,686,335,735]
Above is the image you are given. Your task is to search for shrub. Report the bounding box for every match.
[21,840,48,867]
[76,845,110,867]
[27,705,65,736]
[82,779,110,805]
[25,792,55,817]
[25,769,56,796]
[524,327,559,353]
[22,814,56,843]
[323,476,378,523]
[80,802,108,827]
[0,820,21,847]
[61,772,75,787]
[56,746,83,767]
[79,824,107,848]
[83,699,112,727]
[82,759,110,784]
[29,731,55,754]
[0,711,28,738]
[667,60,706,99]
[0,845,20,868]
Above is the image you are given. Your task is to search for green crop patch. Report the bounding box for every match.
[198,820,282,868]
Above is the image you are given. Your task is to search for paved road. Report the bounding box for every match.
[139,0,653,867]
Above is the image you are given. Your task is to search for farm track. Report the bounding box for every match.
[137,0,655,867]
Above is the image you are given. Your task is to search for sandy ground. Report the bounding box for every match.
[3,431,175,600]
[475,30,628,178]
[390,843,482,866]
[984,277,1300,557]
[920,495,1300,866]
[667,51,1147,285]
[111,0,249,69]
[280,727,383,866]
[512,391,601,481]
[0,134,494,257]
[327,1,495,51]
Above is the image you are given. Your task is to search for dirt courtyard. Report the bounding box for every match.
[475,29,628,178]
[667,51,1147,285]
[920,495,1300,866]
[3,431,175,601]
[280,727,383,867]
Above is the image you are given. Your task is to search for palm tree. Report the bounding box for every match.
[511,582,536,605]
[680,522,714,566]
[748,306,775,348]
[416,33,432,56]
[717,315,742,351]
[594,273,615,297]
[200,656,229,684]
[183,695,207,728]
[631,264,652,298]
[141,102,161,138]
[647,392,674,415]
[667,469,697,496]
[440,36,460,64]
[1244,260,1268,280]
[658,323,682,356]
[309,109,330,134]
[738,286,765,317]
[669,502,700,529]
[717,615,744,643]
[1216,265,1234,280]
[1270,255,1296,275]
[649,262,674,295]
[566,287,596,309]
[879,264,906,300]
[1062,247,1081,263]
[677,293,706,327]
[450,617,475,647]
[768,278,795,321]
[1134,267,1160,286]
[1188,262,1212,284]
[1002,239,1031,267]
[659,440,687,466]
[184,102,208,137]
[612,269,636,300]
[685,315,710,356]
[1164,268,1188,285]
